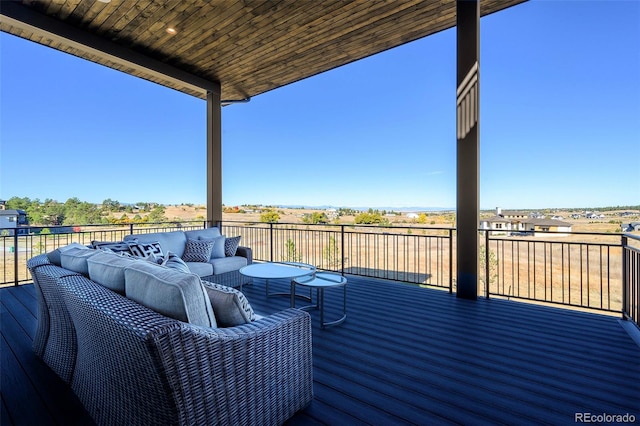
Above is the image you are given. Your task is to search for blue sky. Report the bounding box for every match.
[1,0,639,210]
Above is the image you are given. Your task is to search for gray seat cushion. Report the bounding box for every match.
[185,261,214,277]
[211,256,248,275]
[124,261,216,327]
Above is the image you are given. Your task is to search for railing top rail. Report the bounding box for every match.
[223,220,631,238]
[0,220,207,232]
[482,228,626,238]
[221,220,455,232]
[623,233,640,242]
[3,220,633,240]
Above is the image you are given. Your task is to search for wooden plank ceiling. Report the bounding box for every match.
[1,0,526,100]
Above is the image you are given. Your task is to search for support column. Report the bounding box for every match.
[206,88,222,228]
[456,0,480,300]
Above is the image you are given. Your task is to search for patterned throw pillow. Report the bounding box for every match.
[182,239,215,262]
[129,241,164,258]
[162,251,191,273]
[91,240,134,255]
[201,281,255,327]
[224,236,241,257]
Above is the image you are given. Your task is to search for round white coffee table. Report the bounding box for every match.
[291,272,347,328]
[240,262,316,297]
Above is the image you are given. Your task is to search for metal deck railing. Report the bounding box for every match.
[2,220,639,327]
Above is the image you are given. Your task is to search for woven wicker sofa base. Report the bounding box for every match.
[27,254,313,426]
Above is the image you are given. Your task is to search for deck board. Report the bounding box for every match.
[1,288,93,425]
[2,276,639,425]
[1,334,56,426]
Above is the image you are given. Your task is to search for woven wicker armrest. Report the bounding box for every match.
[27,254,84,382]
[235,245,253,264]
[155,308,313,425]
[58,273,312,426]
[27,253,52,269]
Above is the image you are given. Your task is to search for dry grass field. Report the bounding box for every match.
[164,204,459,227]
[161,204,637,233]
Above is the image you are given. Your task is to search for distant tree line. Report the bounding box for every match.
[4,196,167,226]
[303,212,329,224]
[354,209,391,225]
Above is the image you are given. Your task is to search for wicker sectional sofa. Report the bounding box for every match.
[27,252,313,426]
[122,227,253,288]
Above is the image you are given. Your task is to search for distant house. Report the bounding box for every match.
[496,207,529,220]
[527,218,572,236]
[0,209,29,235]
[480,207,572,236]
[480,216,523,233]
[480,207,527,234]
[585,211,605,219]
[325,208,338,219]
[621,222,640,232]
[406,213,419,219]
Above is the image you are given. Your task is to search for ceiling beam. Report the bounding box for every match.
[0,1,220,97]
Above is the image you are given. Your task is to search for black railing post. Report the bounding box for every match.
[449,228,453,293]
[269,222,274,262]
[341,225,345,275]
[485,230,490,299]
[622,235,628,320]
[13,231,19,286]
[129,223,134,235]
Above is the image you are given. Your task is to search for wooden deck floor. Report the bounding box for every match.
[2,276,639,425]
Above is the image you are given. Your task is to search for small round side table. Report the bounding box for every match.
[291,273,347,328]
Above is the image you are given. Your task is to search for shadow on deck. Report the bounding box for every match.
[2,275,639,425]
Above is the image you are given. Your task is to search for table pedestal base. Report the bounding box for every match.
[291,273,347,329]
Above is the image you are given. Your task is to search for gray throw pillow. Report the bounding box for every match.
[87,251,139,294]
[199,235,226,259]
[162,251,190,273]
[60,247,99,276]
[182,239,215,262]
[202,281,255,327]
[224,236,241,257]
[46,242,88,266]
[124,261,216,327]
